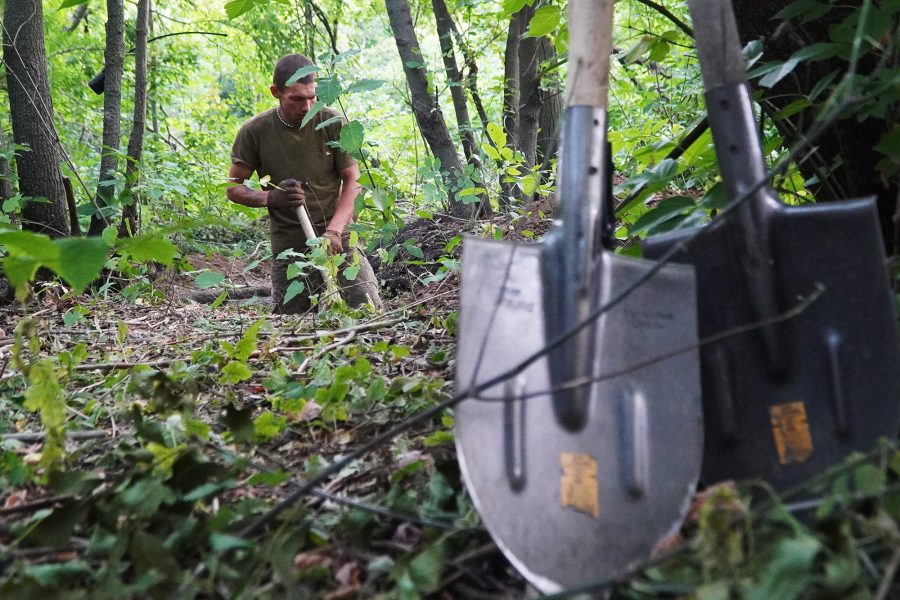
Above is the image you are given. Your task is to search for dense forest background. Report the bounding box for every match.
[1,0,899,597]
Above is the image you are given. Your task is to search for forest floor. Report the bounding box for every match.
[0,207,552,598]
[3,197,900,598]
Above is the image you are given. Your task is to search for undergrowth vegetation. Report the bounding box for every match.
[2,0,900,597]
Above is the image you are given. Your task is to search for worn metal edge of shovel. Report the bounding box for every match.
[453,0,703,591]
[643,0,900,491]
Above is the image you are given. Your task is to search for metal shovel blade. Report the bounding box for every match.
[455,239,700,592]
[454,8,703,582]
[643,0,900,491]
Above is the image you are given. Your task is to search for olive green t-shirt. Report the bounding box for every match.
[230,106,356,254]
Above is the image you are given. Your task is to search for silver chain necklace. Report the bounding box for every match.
[275,107,299,128]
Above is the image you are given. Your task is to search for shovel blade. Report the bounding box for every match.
[644,198,900,490]
[455,237,702,592]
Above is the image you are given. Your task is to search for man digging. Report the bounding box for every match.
[226,53,383,314]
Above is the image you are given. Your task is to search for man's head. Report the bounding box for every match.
[271,54,317,125]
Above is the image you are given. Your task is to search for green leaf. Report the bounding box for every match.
[0,230,59,262]
[24,561,92,586]
[253,411,287,442]
[344,79,384,94]
[58,0,89,8]
[300,100,326,128]
[745,535,820,600]
[101,225,118,245]
[248,470,292,486]
[342,263,360,281]
[196,270,225,289]
[219,360,252,384]
[424,430,454,446]
[757,58,801,88]
[210,290,228,308]
[315,115,343,130]
[789,42,841,62]
[63,305,88,326]
[52,237,109,291]
[121,477,176,518]
[182,479,234,501]
[225,0,259,19]
[118,235,178,265]
[502,0,531,16]
[234,318,265,361]
[3,255,41,297]
[210,532,253,552]
[773,98,812,120]
[315,76,343,105]
[486,122,506,149]
[339,120,365,154]
[623,36,653,64]
[405,542,445,593]
[874,126,900,158]
[525,5,560,37]
[629,196,696,236]
[283,279,305,303]
[285,65,319,86]
[24,361,66,430]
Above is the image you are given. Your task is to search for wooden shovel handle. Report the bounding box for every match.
[688,0,746,89]
[566,0,614,108]
[297,204,317,240]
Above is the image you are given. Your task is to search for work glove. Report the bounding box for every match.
[324,230,343,256]
[267,179,306,208]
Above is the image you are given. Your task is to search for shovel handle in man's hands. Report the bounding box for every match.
[267,178,306,208]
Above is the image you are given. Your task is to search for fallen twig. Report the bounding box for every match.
[295,330,357,377]
[0,496,72,516]
[73,318,405,371]
[1,430,110,443]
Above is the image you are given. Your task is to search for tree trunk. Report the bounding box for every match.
[119,0,150,237]
[385,0,469,218]
[536,37,563,176]
[303,0,315,58]
[431,0,489,216]
[0,125,12,204]
[446,15,489,130]
[2,0,70,238]
[432,0,476,163]
[500,8,526,208]
[517,4,541,175]
[88,0,125,236]
[730,0,898,253]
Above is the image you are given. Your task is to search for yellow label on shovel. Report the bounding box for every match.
[560,452,599,518]
[770,401,814,465]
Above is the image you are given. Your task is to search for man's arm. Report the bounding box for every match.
[227,163,269,208]
[326,162,362,235]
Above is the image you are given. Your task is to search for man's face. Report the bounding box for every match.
[271,81,317,124]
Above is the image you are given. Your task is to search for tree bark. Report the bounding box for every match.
[517,4,541,175]
[500,8,526,208]
[730,0,898,253]
[385,0,469,218]
[2,0,70,237]
[119,0,150,237]
[536,36,563,177]
[432,0,491,216]
[88,0,125,235]
[446,14,489,130]
[432,0,476,163]
[0,125,12,205]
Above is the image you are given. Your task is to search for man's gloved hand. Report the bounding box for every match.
[267,179,306,208]
[324,230,343,256]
